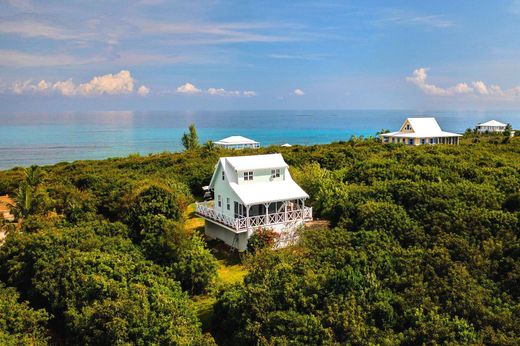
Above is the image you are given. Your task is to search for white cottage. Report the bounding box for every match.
[381,117,462,145]
[476,120,507,133]
[196,153,312,251]
[214,136,260,149]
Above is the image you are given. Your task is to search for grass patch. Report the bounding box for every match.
[185,202,248,331]
[184,202,205,233]
[192,295,216,332]
[217,258,247,285]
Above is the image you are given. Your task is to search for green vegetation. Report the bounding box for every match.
[182,123,200,151]
[246,227,280,253]
[0,130,519,345]
[0,283,49,345]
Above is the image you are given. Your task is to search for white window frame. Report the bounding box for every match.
[244,171,253,181]
[222,171,225,180]
[226,197,230,210]
[218,195,222,207]
[271,168,280,179]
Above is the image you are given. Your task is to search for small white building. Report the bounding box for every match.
[214,136,260,150]
[196,153,312,251]
[476,120,507,133]
[381,117,462,145]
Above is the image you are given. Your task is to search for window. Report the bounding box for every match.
[429,138,434,144]
[421,138,426,145]
[222,171,225,180]
[244,171,253,181]
[383,137,389,143]
[217,195,221,207]
[391,138,395,143]
[409,139,414,145]
[234,202,245,218]
[271,168,280,179]
[226,197,230,210]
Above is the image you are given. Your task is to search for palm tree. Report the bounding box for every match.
[12,166,44,219]
[181,123,200,150]
[14,182,33,219]
[376,128,390,136]
[24,165,43,187]
[203,140,215,151]
[504,123,513,137]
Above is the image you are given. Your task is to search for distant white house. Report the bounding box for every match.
[381,117,462,145]
[196,153,312,251]
[476,120,507,133]
[281,143,292,147]
[214,136,260,149]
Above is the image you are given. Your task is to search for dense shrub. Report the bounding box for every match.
[246,227,280,253]
[0,284,49,345]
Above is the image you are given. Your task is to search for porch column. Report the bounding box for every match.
[264,202,270,225]
[246,205,250,229]
[284,201,288,222]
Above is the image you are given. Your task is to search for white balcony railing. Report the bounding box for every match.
[196,201,312,232]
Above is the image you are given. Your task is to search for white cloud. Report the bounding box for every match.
[52,79,76,96]
[76,70,134,95]
[0,20,77,40]
[5,70,148,96]
[0,49,100,67]
[137,85,151,96]
[471,81,489,95]
[406,67,520,99]
[176,82,201,94]
[207,87,240,96]
[374,10,454,28]
[174,85,256,97]
[293,88,305,96]
[134,20,294,45]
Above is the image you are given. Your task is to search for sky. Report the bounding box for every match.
[1,0,520,111]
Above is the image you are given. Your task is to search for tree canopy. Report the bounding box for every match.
[0,133,519,345]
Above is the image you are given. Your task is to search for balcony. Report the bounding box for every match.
[195,201,312,232]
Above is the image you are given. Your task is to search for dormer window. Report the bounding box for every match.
[244,171,253,181]
[271,169,280,179]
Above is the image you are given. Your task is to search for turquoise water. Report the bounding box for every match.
[0,110,518,169]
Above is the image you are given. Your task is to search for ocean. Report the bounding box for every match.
[0,110,518,170]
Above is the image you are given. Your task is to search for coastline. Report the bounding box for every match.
[0,109,519,170]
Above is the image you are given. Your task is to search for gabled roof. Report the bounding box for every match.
[208,154,309,205]
[384,117,461,137]
[208,154,289,187]
[478,120,507,127]
[214,136,259,145]
[406,117,442,136]
[225,153,287,171]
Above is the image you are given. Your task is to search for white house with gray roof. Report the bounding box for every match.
[476,120,507,133]
[196,153,312,251]
[381,117,462,145]
[214,136,260,149]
